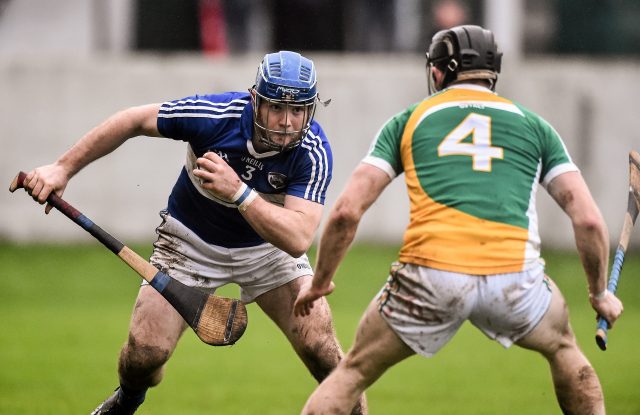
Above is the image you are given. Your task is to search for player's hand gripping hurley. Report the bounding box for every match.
[10,171,247,346]
[595,150,640,350]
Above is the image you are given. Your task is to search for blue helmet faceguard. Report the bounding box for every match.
[252,51,318,152]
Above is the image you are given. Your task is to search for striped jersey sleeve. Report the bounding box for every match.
[288,125,333,204]
[157,92,249,144]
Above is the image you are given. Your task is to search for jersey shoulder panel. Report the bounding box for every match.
[513,102,578,185]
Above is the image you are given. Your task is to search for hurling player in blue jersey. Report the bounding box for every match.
[22,51,366,415]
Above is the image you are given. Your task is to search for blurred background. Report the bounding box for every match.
[1,0,639,248]
[1,2,640,414]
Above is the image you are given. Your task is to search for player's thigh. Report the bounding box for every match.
[346,300,415,382]
[127,285,188,351]
[516,277,575,355]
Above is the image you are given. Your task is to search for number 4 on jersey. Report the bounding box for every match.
[437,113,503,172]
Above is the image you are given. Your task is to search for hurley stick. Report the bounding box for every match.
[595,150,640,350]
[10,171,247,346]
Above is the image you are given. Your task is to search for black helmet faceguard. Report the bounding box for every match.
[426,25,502,94]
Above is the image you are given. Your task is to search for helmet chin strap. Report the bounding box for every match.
[427,64,450,95]
[456,70,496,81]
[429,66,498,94]
[427,67,438,95]
[253,126,300,153]
[253,111,306,153]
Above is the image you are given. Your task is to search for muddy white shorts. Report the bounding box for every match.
[145,211,313,303]
[376,261,552,357]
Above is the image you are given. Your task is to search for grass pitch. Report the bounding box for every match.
[0,243,638,414]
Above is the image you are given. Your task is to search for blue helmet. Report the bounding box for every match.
[252,51,318,152]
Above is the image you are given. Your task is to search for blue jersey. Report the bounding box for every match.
[157,91,333,248]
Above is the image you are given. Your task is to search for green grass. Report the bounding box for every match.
[0,244,638,414]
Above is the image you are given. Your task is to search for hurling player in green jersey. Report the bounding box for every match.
[295,25,623,415]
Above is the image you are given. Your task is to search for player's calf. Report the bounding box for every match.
[548,346,604,415]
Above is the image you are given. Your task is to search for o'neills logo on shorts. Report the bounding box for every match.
[268,172,287,190]
[297,263,311,270]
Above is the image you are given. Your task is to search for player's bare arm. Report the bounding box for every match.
[294,163,391,316]
[547,171,623,324]
[241,194,323,257]
[24,103,161,212]
[194,151,323,257]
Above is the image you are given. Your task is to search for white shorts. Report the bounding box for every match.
[376,261,552,357]
[145,211,313,303]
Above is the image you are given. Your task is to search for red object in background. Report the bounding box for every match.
[199,0,228,55]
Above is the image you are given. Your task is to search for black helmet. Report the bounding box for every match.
[426,25,502,93]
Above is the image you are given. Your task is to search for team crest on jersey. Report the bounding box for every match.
[267,172,287,190]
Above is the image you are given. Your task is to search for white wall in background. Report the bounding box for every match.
[1,55,638,251]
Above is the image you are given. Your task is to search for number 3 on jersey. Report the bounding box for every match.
[437,113,503,172]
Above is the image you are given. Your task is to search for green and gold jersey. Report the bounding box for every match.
[364,84,577,274]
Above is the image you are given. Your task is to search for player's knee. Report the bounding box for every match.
[302,348,339,382]
[298,338,343,382]
[540,329,581,364]
[119,334,172,377]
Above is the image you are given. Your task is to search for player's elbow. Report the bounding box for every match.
[573,211,607,237]
[288,248,307,259]
[285,243,311,258]
[281,233,314,258]
[330,200,362,229]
